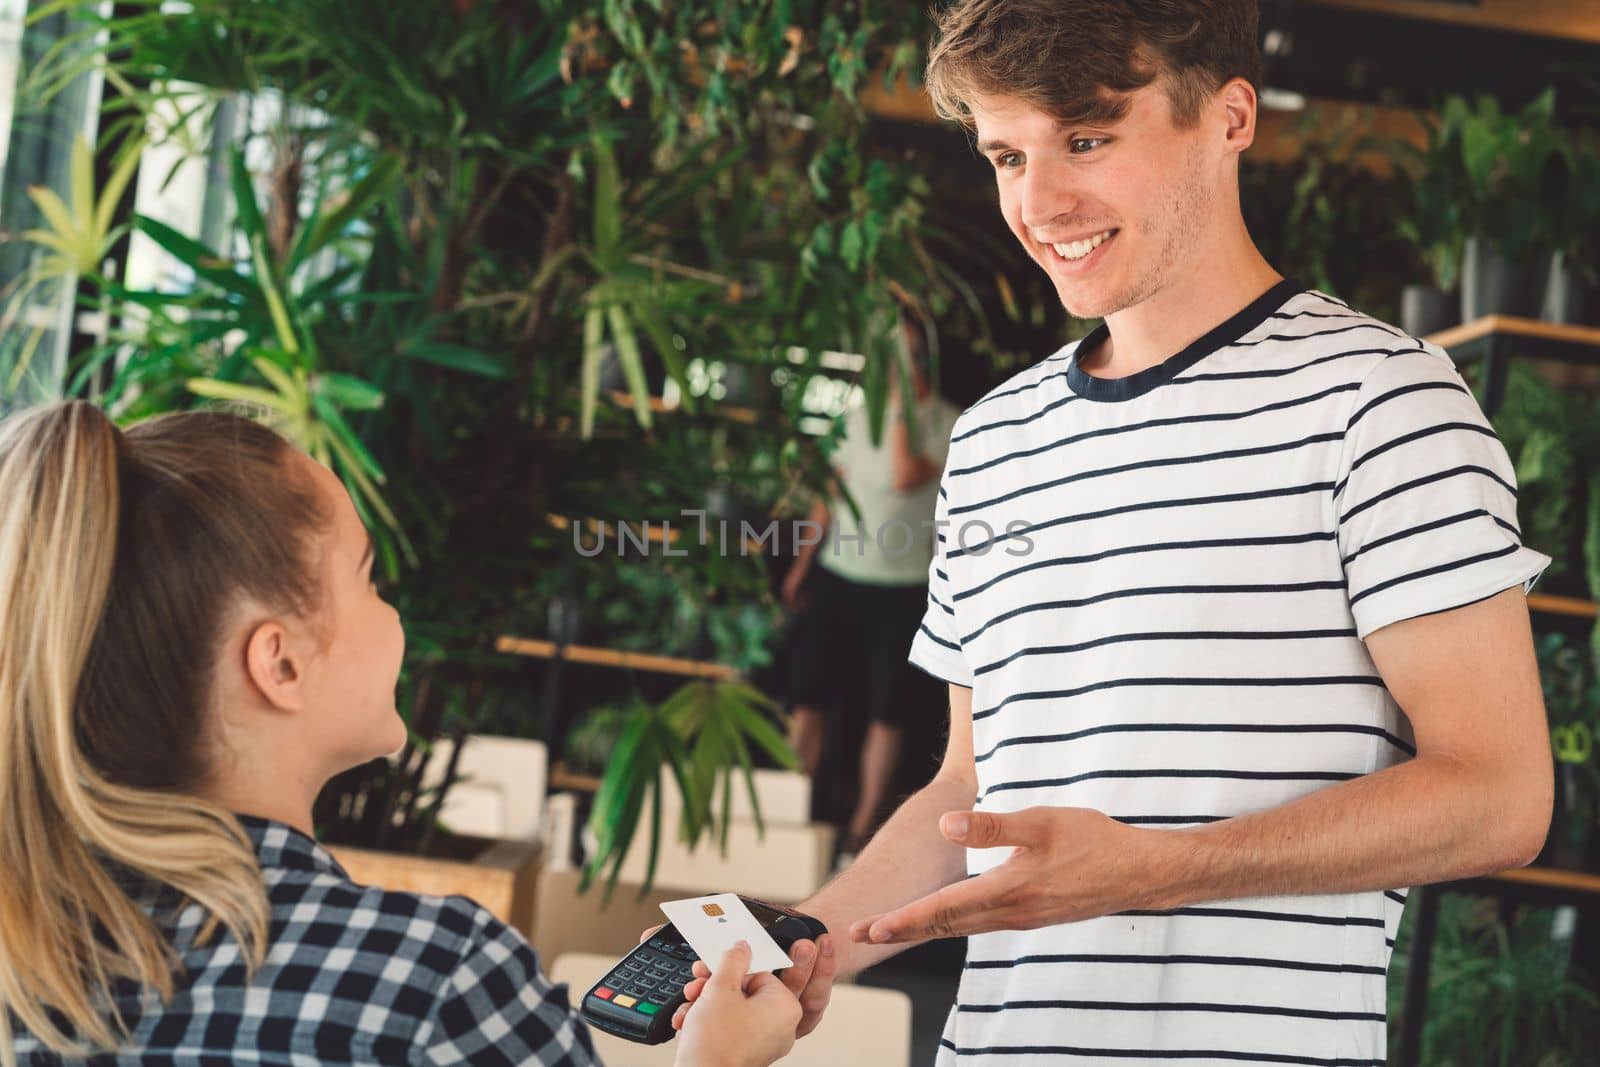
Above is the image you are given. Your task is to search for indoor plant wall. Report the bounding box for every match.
[7,0,957,888]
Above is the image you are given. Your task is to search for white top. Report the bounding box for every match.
[819,393,962,586]
[907,279,1550,1065]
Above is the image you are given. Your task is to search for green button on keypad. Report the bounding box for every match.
[636,1002,661,1015]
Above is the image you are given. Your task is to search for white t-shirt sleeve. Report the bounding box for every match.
[1334,345,1551,639]
[908,462,975,688]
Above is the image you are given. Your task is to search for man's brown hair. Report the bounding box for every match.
[925,0,1263,132]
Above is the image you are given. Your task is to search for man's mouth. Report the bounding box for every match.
[1048,229,1117,262]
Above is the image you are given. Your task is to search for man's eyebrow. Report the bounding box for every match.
[975,138,1013,155]
[359,530,375,570]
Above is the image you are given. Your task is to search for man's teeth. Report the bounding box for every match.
[1052,230,1114,260]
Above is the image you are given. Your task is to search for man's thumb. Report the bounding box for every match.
[941,809,1015,847]
[710,940,752,989]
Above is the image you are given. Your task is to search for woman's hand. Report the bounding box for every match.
[781,560,810,612]
[672,941,802,1067]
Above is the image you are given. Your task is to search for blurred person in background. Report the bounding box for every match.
[783,306,962,863]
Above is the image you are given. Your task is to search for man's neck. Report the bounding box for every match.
[1080,251,1283,380]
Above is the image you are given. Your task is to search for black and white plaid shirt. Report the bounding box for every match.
[13,814,601,1065]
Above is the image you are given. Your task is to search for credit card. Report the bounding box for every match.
[658,893,794,974]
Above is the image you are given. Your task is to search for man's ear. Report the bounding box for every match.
[243,620,307,712]
[1220,77,1257,154]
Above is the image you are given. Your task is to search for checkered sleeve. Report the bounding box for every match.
[416,904,599,1066]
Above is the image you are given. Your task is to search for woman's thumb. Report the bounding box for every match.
[710,940,752,990]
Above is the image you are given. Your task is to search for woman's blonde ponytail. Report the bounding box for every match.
[0,401,333,1062]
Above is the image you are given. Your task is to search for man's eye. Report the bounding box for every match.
[1070,138,1107,154]
[994,152,1023,170]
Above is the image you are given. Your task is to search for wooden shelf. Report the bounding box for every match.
[1527,593,1598,619]
[549,762,605,793]
[1311,0,1600,47]
[1426,315,1600,417]
[496,634,736,680]
[606,389,759,424]
[1425,315,1600,355]
[1486,864,1600,896]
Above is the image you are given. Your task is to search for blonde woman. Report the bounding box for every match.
[0,401,812,1066]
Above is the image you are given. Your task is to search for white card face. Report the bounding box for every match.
[659,893,794,974]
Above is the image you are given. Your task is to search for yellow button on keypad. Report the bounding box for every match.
[614,994,638,1008]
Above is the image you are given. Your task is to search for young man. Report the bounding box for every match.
[734,1,1555,1063]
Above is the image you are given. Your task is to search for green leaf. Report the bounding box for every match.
[229,146,266,244]
[403,341,509,379]
[133,216,252,296]
[591,134,622,262]
[315,372,386,411]
[290,152,404,271]
[606,302,654,429]
[252,240,305,359]
[580,304,605,439]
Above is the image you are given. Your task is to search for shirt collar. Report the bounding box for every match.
[234,812,350,879]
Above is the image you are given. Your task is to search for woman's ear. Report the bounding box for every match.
[243,620,306,712]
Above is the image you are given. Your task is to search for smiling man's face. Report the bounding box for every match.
[971,79,1224,321]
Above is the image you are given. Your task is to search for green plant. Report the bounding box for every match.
[563,697,642,779]
[1240,109,1413,323]
[10,0,953,874]
[1388,108,1470,292]
[1549,126,1600,286]
[1534,632,1600,867]
[583,678,798,900]
[1448,90,1566,260]
[0,131,143,392]
[1388,896,1600,1065]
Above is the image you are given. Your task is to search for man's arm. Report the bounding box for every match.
[1157,584,1552,903]
[859,587,1553,942]
[803,682,976,976]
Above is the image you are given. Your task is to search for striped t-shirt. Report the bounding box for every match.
[907,277,1550,1065]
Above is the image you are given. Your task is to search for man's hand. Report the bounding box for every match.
[638,925,838,1037]
[848,807,1156,944]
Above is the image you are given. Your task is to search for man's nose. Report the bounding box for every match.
[1017,164,1081,237]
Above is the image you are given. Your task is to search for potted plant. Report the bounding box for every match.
[1543,126,1600,326]
[581,677,800,900]
[1388,108,1468,335]
[1450,90,1566,320]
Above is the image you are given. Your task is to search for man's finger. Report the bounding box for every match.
[866,870,1015,943]
[779,938,817,997]
[940,808,1038,849]
[638,923,664,944]
[849,915,883,942]
[796,933,837,1038]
